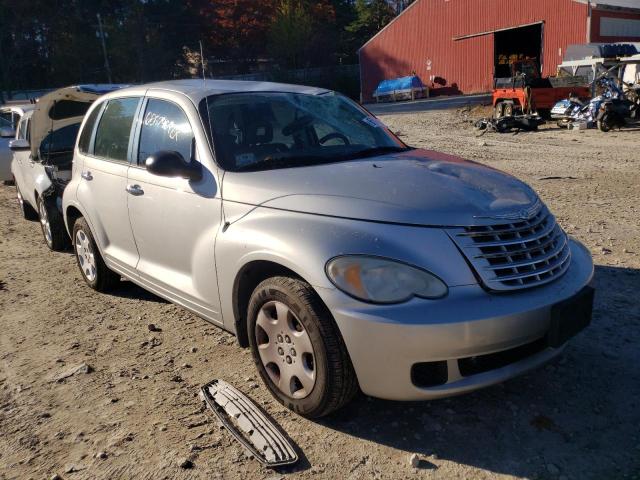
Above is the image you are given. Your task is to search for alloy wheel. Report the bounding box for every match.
[75,229,97,282]
[38,200,52,246]
[255,300,317,399]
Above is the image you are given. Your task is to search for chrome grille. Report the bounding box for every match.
[448,205,571,291]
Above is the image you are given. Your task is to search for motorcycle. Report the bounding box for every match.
[550,93,594,129]
[551,70,638,132]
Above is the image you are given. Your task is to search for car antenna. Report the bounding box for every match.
[199,40,206,87]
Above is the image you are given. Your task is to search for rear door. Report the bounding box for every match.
[76,96,142,276]
[126,93,222,321]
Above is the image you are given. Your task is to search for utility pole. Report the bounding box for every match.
[96,13,113,83]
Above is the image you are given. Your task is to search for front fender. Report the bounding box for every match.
[215,202,477,333]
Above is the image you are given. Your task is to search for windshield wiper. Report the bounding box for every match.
[340,145,411,161]
[235,154,326,172]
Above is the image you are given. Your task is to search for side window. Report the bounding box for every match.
[78,104,103,154]
[138,99,193,165]
[17,117,28,140]
[94,97,140,162]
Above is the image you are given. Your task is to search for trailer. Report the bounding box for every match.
[492,59,590,118]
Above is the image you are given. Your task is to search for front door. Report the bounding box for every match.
[76,96,141,276]
[126,96,222,321]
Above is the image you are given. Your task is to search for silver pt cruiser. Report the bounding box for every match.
[62,80,594,418]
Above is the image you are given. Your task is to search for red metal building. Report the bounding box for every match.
[359,0,640,101]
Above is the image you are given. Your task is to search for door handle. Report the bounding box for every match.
[126,184,144,196]
[81,171,93,181]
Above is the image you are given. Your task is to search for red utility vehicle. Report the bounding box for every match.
[493,59,590,118]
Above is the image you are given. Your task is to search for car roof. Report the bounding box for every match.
[103,79,331,104]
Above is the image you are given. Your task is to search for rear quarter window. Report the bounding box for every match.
[78,104,103,154]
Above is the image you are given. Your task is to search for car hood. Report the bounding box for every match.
[222,149,540,227]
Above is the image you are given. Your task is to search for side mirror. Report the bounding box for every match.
[0,127,16,138]
[9,138,30,151]
[145,150,202,181]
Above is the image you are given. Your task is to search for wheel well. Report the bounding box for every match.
[65,206,83,238]
[233,261,302,348]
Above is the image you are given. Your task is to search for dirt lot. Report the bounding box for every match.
[1,109,639,480]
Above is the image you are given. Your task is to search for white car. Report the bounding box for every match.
[62,80,593,417]
[11,85,127,250]
[1,105,33,183]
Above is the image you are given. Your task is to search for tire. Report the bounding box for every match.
[72,217,120,292]
[494,102,504,119]
[15,184,38,220]
[37,196,70,251]
[597,117,611,132]
[247,276,358,418]
[503,102,514,117]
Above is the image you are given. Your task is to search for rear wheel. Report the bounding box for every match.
[37,196,70,251]
[16,185,38,220]
[73,217,120,291]
[247,276,358,418]
[494,102,505,119]
[503,102,515,117]
[597,115,612,132]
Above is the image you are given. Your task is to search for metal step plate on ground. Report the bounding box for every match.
[200,379,298,467]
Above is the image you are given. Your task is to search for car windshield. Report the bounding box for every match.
[200,92,409,171]
[0,111,14,128]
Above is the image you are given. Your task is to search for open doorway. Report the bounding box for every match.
[494,23,543,79]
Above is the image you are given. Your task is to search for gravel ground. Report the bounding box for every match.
[1,108,639,480]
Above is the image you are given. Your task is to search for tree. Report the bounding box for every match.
[0,0,399,93]
[194,0,278,69]
[389,0,416,14]
[347,0,396,47]
[268,0,313,69]
[268,0,337,69]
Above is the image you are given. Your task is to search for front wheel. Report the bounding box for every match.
[37,196,70,251]
[72,217,120,291]
[247,276,358,418]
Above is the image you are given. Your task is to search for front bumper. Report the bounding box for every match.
[321,238,594,401]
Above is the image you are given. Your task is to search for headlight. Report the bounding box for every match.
[325,255,448,304]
